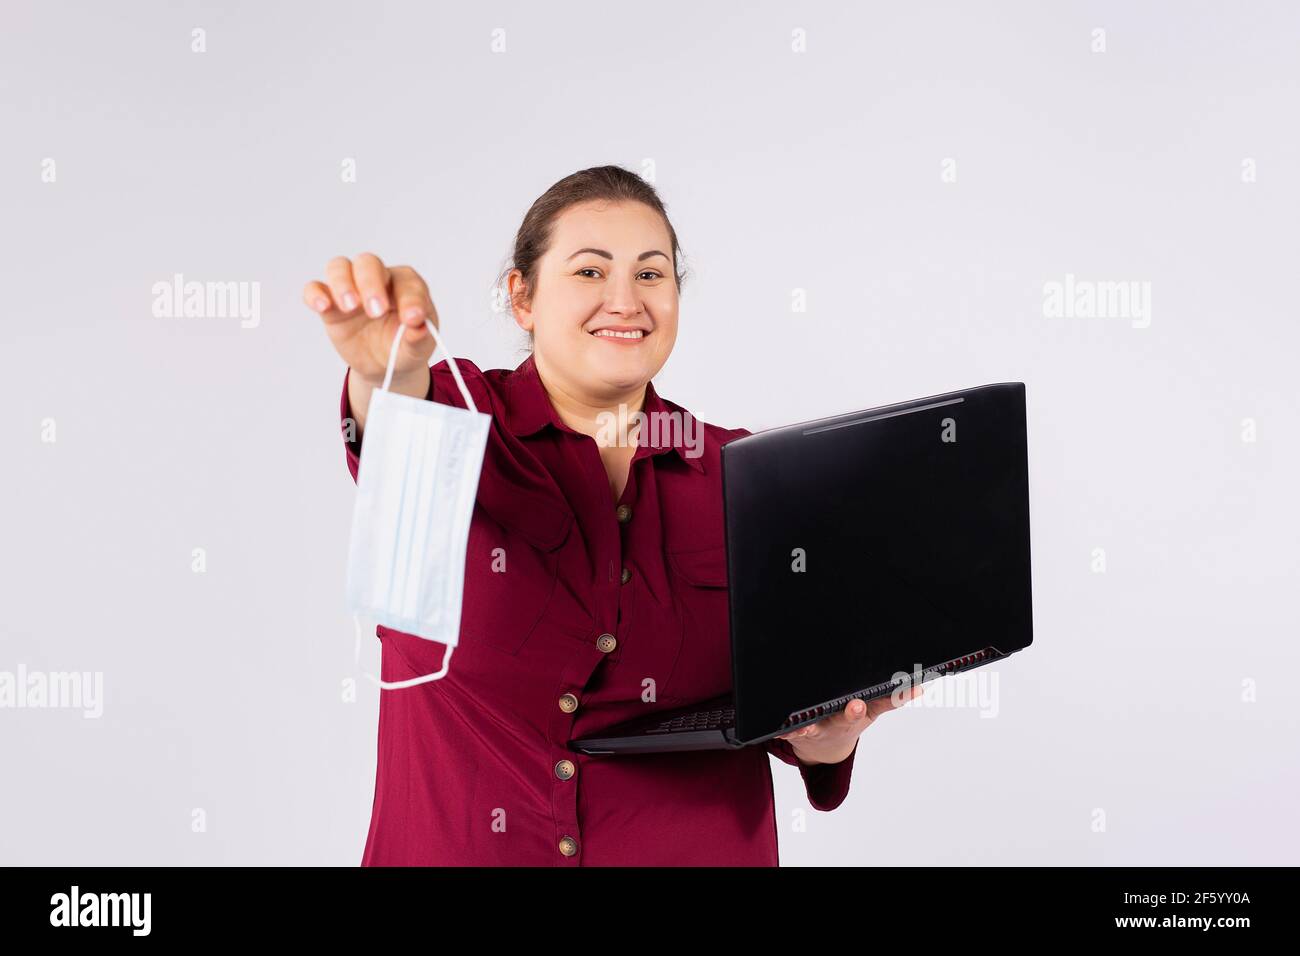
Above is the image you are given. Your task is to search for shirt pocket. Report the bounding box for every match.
[459,492,575,656]
[661,545,734,704]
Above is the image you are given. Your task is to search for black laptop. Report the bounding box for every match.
[568,382,1033,756]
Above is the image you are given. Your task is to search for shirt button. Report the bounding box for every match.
[620,567,631,585]
[558,693,579,713]
[615,504,633,524]
[596,633,617,653]
[559,836,578,857]
[555,759,576,780]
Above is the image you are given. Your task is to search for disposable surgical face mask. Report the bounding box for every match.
[345,319,490,689]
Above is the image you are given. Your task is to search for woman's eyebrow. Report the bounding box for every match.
[565,248,669,262]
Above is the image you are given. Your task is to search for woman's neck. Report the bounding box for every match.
[535,358,645,449]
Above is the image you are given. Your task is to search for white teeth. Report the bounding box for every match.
[592,329,644,339]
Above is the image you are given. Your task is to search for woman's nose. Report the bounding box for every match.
[602,277,643,313]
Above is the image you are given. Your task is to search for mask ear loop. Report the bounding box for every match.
[354,616,454,689]
[380,318,479,414]
[352,318,481,690]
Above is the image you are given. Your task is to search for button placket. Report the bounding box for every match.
[544,437,645,863]
[610,470,636,651]
[547,641,610,865]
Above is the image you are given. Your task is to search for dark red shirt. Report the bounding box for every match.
[340,352,857,866]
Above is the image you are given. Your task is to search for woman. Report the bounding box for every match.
[303,165,920,866]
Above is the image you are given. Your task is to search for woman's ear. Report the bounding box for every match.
[507,270,534,333]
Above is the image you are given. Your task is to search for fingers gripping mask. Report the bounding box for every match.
[345,320,490,689]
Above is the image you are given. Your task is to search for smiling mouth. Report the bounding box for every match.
[590,329,649,340]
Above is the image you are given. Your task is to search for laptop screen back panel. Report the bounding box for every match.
[721,384,1032,742]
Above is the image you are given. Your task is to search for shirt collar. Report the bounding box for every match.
[504,353,705,473]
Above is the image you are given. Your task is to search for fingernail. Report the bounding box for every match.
[402,307,424,323]
[313,297,329,312]
[367,296,384,317]
[341,293,358,311]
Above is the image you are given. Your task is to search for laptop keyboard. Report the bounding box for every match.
[645,705,736,734]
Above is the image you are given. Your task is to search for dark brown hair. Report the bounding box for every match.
[498,165,688,339]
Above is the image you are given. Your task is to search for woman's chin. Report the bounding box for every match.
[590,358,659,392]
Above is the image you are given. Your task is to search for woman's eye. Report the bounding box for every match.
[575,268,664,280]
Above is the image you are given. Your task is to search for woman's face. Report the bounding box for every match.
[511,200,679,399]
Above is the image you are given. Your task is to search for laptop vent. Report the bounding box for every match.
[779,646,1005,729]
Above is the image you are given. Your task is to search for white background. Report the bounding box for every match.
[1,0,1296,864]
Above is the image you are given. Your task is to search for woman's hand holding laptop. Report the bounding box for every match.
[776,684,924,765]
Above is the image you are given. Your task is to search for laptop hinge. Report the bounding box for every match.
[778,645,1007,729]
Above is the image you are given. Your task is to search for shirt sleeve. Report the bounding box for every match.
[340,365,436,483]
[764,736,859,812]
